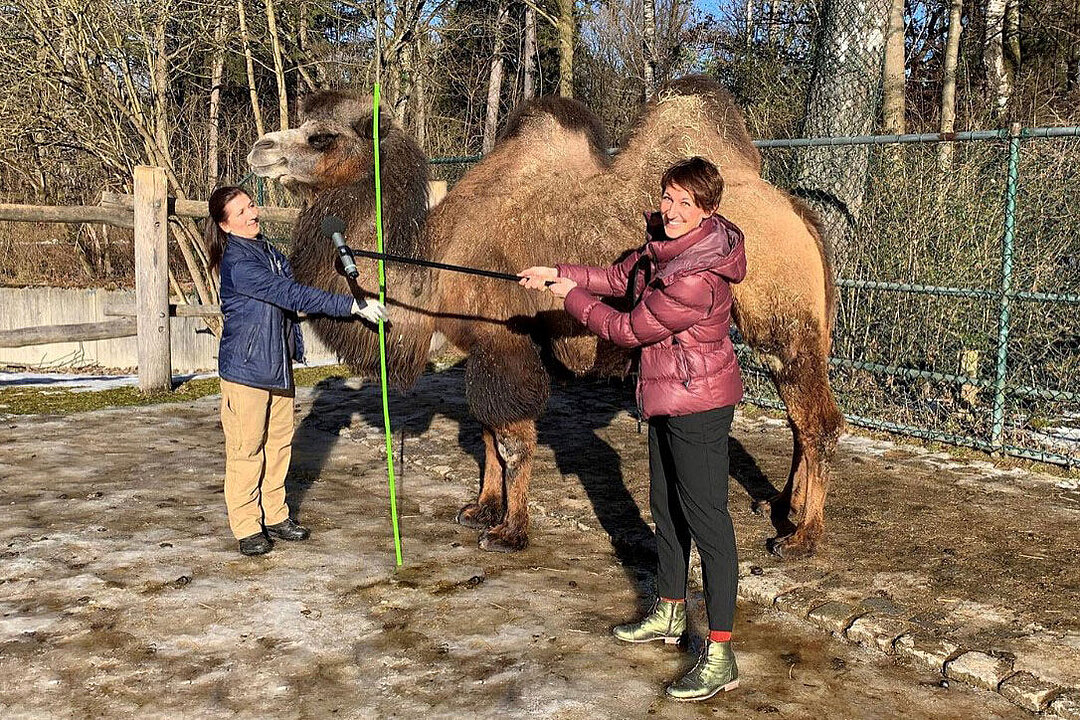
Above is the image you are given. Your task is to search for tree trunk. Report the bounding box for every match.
[151,6,172,167]
[795,0,892,258]
[556,0,574,97]
[744,0,754,47]
[265,0,289,131]
[207,14,226,187]
[415,48,427,150]
[237,0,265,137]
[392,40,417,125]
[937,0,964,168]
[983,0,1012,115]
[523,5,537,100]
[483,0,509,154]
[881,0,906,134]
[296,1,318,91]
[643,0,659,100]
[1004,0,1020,77]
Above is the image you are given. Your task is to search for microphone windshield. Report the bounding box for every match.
[321,215,347,238]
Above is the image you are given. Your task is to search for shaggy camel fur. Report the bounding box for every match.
[247,76,843,558]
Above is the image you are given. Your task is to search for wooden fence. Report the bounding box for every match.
[0,166,443,393]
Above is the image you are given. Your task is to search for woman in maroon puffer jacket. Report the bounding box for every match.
[520,157,747,703]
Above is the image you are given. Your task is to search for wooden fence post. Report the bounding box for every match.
[133,165,172,393]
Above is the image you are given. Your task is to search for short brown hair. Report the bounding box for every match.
[661,156,723,212]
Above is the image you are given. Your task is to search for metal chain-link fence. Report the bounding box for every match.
[751,129,1080,468]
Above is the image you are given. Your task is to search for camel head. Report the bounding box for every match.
[246,91,394,195]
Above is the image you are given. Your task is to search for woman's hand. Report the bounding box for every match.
[546,277,578,299]
[518,265,558,290]
[351,298,389,323]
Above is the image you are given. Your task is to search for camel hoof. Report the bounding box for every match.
[478,525,528,553]
[456,503,501,530]
[767,533,817,559]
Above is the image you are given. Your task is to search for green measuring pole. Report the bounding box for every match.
[373,84,404,566]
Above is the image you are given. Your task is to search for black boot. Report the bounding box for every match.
[238,532,272,556]
[266,518,310,541]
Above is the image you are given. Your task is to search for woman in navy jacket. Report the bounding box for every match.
[206,186,386,556]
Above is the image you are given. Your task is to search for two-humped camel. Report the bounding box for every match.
[247,75,843,558]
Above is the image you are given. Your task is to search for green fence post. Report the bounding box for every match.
[990,123,1021,452]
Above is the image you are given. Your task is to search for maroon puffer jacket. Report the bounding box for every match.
[557,212,746,419]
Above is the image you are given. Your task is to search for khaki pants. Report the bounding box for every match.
[220,379,295,539]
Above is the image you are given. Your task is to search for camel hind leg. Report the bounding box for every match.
[753,315,843,558]
[462,332,551,552]
[456,427,505,529]
[480,420,538,552]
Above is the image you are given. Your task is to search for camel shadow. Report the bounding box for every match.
[288,365,653,590]
[536,376,657,589]
[286,376,368,517]
[287,368,784,595]
[728,436,794,539]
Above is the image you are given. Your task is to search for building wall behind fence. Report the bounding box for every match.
[0,287,339,372]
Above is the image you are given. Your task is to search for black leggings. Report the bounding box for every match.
[648,405,738,632]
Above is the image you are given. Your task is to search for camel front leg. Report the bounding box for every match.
[479,420,537,553]
[456,426,505,529]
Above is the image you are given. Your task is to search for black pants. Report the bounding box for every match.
[649,405,738,632]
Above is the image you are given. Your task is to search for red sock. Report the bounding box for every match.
[709,630,732,643]
[659,597,685,604]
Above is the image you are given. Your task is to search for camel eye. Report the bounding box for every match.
[308,133,338,151]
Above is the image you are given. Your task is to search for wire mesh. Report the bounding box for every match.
[750,134,1079,467]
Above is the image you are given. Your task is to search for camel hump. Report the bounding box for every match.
[498,96,610,161]
[655,74,761,172]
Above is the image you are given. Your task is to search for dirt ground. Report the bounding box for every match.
[0,368,1075,718]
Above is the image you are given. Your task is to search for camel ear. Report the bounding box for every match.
[354,111,395,141]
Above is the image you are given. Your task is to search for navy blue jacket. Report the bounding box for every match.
[218,233,354,390]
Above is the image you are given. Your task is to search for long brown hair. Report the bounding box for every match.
[205,186,250,274]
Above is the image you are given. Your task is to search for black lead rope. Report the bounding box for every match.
[627,254,652,435]
[344,245,554,286]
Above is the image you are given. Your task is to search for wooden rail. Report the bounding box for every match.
[0,203,134,229]
[99,192,299,224]
[104,302,222,318]
[0,319,137,348]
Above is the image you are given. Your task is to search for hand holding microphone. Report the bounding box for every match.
[321,216,358,279]
[352,298,389,323]
[320,216,389,323]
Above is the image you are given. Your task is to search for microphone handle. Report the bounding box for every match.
[331,233,359,278]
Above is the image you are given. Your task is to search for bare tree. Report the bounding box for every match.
[744,0,754,47]
[266,0,290,131]
[983,0,1020,115]
[938,0,964,167]
[881,0,906,134]
[795,0,892,256]
[643,0,659,99]
[523,4,538,100]
[207,11,227,188]
[483,0,510,154]
[238,0,266,137]
[557,0,575,96]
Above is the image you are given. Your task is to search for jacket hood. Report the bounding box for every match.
[644,212,746,284]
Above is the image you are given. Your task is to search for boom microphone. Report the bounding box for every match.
[320,215,358,279]
[319,213,556,287]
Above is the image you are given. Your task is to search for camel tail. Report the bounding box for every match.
[788,196,837,340]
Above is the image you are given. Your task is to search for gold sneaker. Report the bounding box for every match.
[612,599,686,644]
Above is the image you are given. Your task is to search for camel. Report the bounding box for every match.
[246,76,844,559]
